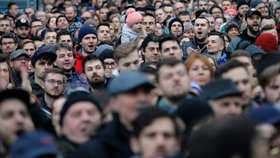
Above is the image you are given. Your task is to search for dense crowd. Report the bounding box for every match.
[1,0,280,158]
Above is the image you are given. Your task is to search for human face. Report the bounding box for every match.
[207,57,216,71]
[228,27,239,39]
[48,17,57,30]
[51,97,65,128]
[16,26,30,39]
[23,43,35,57]
[31,21,43,36]
[9,4,19,17]
[198,1,208,10]
[132,22,143,33]
[188,59,211,87]
[103,58,116,78]
[207,35,224,54]
[212,8,223,18]
[209,96,242,118]
[143,16,156,34]
[34,59,53,80]
[214,18,224,32]
[158,64,189,98]
[238,5,249,16]
[194,18,209,42]
[0,20,11,33]
[170,22,183,37]
[256,3,266,17]
[111,16,120,30]
[179,15,191,24]
[36,11,47,24]
[260,18,275,30]
[118,50,140,72]
[246,14,261,35]
[55,48,75,72]
[0,99,34,145]
[164,6,174,17]
[206,16,215,30]
[57,17,69,30]
[81,12,93,21]
[276,9,280,20]
[43,32,57,45]
[143,42,160,64]
[222,1,231,11]
[161,40,182,60]
[227,11,236,20]
[155,9,166,23]
[263,75,280,105]
[0,38,17,55]
[222,67,251,105]
[155,23,163,37]
[10,55,29,71]
[25,8,34,18]
[100,8,109,21]
[98,25,111,42]
[233,56,255,78]
[65,7,76,22]
[61,101,101,144]
[43,73,65,98]
[59,35,73,48]
[84,59,105,86]
[81,34,98,54]
[0,62,10,89]
[174,2,185,16]
[133,117,180,158]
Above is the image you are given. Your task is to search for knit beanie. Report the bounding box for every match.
[195,9,208,18]
[95,44,114,57]
[184,22,194,31]
[255,33,278,52]
[168,18,184,33]
[78,25,98,43]
[98,49,115,61]
[126,8,136,15]
[225,22,239,33]
[237,0,249,10]
[59,92,101,125]
[126,11,143,28]
[250,0,264,8]
[225,8,237,16]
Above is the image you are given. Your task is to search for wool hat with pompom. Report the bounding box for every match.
[126,11,143,28]
[255,33,278,52]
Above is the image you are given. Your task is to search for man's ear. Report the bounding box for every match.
[130,136,140,154]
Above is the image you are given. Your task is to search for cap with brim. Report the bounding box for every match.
[245,8,262,19]
[0,89,30,108]
[202,79,241,100]
[10,49,30,61]
[108,71,155,96]
[15,19,29,28]
[31,45,57,66]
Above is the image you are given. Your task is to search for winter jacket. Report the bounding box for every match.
[73,45,87,74]
[121,24,146,44]
[181,39,208,61]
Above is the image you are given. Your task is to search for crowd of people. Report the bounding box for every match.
[1,0,280,157]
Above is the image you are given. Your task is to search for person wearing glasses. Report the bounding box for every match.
[40,68,66,119]
[0,33,18,58]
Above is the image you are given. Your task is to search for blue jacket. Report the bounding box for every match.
[181,39,208,61]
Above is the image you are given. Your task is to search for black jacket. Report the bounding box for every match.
[75,113,133,158]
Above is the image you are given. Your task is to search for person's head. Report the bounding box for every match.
[59,92,102,144]
[0,17,12,33]
[225,22,240,39]
[207,32,225,55]
[0,32,18,57]
[0,89,34,146]
[21,39,36,57]
[210,5,223,18]
[115,42,141,72]
[260,16,276,31]
[82,54,106,89]
[51,96,66,132]
[109,14,121,30]
[9,49,30,72]
[108,71,154,124]
[258,64,280,105]
[99,7,109,22]
[57,30,73,48]
[141,34,161,64]
[143,13,156,34]
[237,2,249,17]
[65,5,77,22]
[15,19,30,39]
[78,25,98,55]
[250,0,266,17]
[245,8,262,35]
[215,60,252,106]
[163,4,174,17]
[97,23,111,42]
[131,107,181,158]
[168,18,184,38]
[230,50,255,78]
[198,0,209,10]
[30,19,43,37]
[155,8,166,23]
[203,79,243,118]
[54,43,75,72]
[174,2,185,16]
[0,55,14,89]
[35,11,47,25]
[194,17,210,43]
[159,35,182,61]
[56,15,69,30]
[47,17,57,30]
[157,58,189,100]
[42,29,57,45]
[222,0,232,11]
[178,11,191,24]
[185,54,213,88]
[7,2,19,17]
[126,11,143,33]
[225,8,237,20]
[31,45,57,81]
[42,68,66,99]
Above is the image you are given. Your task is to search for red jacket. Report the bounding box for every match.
[74,45,86,74]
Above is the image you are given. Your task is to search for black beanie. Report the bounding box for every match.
[237,0,249,10]
[168,18,184,35]
[59,92,102,126]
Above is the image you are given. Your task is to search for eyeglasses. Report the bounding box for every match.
[1,42,15,46]
[45,79,65,85]
[104,62,116,68]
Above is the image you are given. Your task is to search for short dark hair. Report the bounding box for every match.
[56,15,68,25]
[0,32,17,45]
[159,34,180,52]
[42,68,66,82]
[141,33,160,51]
[156,58,182,82]
[208,32,225,46]
[132,107,179,137]
[7,2,18,10]
[54,43,73,53]
[56,30,73,43]
[31,19,42,26]
[209,5,224,15]
[178,11,190,17]
[82,54,104,73]
[214,60,249,78]
[143,13,155,20]
[96,23,110,31]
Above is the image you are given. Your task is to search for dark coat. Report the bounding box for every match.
[75,113,133,158]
